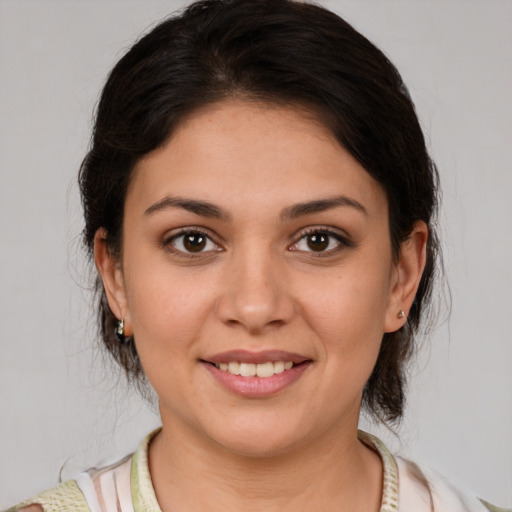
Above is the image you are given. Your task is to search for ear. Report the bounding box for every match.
[384,221,428,333]
[94,228,133,337]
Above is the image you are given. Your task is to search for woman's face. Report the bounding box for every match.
[99,100,420,456]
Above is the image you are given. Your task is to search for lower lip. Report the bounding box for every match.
[202,362,312,398]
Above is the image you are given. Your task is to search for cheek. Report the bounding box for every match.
[124,273,216,408]
[297,258,393,394]
[124,268,214,358]
[303,266,392,339]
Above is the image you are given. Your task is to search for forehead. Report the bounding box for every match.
[128,100,387,217]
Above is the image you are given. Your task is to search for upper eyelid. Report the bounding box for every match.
[161,225,352,249]
[292,225,351,241]
[290,227,354,253]
[163,226,221,245]
[162,229,223,257]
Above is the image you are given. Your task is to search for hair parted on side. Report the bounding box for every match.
[79,0,440,424]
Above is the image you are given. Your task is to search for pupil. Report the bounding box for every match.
[184,233,206,252]
[307,233,328,251]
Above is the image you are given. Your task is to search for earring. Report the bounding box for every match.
[115,318,129,343]
[397,310,406,319]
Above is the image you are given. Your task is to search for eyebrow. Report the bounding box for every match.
[280,195,368,220]
[144,196,231,220]
[144,194,367,221]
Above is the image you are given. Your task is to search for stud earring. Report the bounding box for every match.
[397,310,406,319]
[115,318,129,343]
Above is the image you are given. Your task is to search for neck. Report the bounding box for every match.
[148,418,383,512]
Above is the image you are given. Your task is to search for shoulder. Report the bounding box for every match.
[396,457,511,512]
[4,479,90,512]
[5,429,160,512]
[358,431,510,512]
[4,454,132,512]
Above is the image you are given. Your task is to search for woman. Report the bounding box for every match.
[6,0,510,511]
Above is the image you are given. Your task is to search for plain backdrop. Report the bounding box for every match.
[0,0,511,508]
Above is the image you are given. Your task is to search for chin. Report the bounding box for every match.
[202,413,314,459]
[216,434,301,459]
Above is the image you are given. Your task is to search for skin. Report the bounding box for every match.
[95,100,427,512]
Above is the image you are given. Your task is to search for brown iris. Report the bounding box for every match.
[307,233,329,251]
[183,233,207,252]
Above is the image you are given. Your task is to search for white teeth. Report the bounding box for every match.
[228,361,240,375]
[274,361,285,374]
[215,361,295,377]
[256,361,274,378]
[239,363,256,377]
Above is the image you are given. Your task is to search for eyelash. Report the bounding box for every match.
[289,227,353,256]
[162,228,222,258]
[162,226,353,258]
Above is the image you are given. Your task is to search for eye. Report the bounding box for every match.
[290,229,350,254]
[166,230,220,254]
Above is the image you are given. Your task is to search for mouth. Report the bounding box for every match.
[201,350,312,398]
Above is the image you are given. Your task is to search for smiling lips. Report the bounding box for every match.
[203,350,311,397]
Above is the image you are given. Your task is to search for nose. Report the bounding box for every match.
[215,247,295,334]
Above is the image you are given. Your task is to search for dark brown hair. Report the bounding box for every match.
[79,0,440,424]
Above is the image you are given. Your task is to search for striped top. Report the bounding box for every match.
[8,430,509,512]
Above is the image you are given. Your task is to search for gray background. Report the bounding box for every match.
[0,0,511,507]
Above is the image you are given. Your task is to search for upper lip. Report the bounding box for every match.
[203,350,311,365]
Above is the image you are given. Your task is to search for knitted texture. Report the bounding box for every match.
[131,430,162,511]
[6,480,89,512]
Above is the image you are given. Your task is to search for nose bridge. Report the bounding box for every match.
[216,239,293,332]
